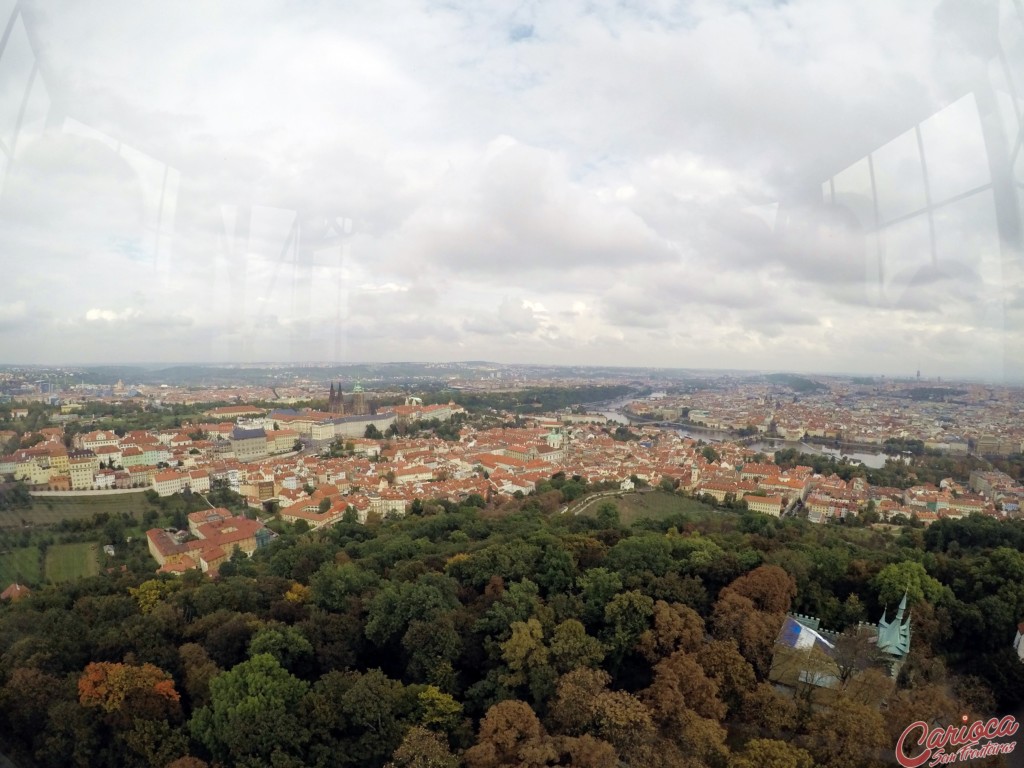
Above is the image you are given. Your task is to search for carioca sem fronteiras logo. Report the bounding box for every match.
[895,714,1018,767]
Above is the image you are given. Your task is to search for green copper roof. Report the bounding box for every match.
[876,591,912,657]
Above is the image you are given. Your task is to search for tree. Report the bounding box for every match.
[804,697,888,768]
[500,617,555,704]
[830,625,890,688]
[729,739,813,768]
[603,590,654,665]
[549,667,611,735]
[464,699,553,768]
[78,661,181,723]
[695,640,756,715]
[248,623,314,674]
[711,589,785,679]
[366,424,384,439]
[872,560,946,609]
[549,619,605,673]
[189,653,310,766]
[179,643,220,709]
[385,726,459,768]
[643,651,726,725]
[725,565,796,615]
[636,600,705,663]
[595,501,620,528]
[738,682,797,735]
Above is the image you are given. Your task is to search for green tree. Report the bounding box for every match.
[248,623,314,674]
[549,619,605,673]
[872,560,946,609]
[595,501,620,528]
[603,590,655,666]
[190,653,310,766]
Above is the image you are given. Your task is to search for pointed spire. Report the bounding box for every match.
[895,590,908,622]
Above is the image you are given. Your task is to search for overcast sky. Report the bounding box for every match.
[0,0,1022,381]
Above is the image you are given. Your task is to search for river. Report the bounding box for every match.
[585,395,893,468]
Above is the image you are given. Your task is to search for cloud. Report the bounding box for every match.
[85,308,141,322]
[0,0,1018,378]
[0,301,29,331]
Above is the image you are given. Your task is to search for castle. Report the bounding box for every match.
[769,592,912,698]
[327,383,369,416]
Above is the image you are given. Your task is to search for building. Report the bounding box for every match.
[351,384,368,416]
[152,470,186,496]
[68,451,99,490]
[146,514,272,576]
[0,583,31,602]
[327,382,345,415]
[745,495,785,517]
[769,593,912,700]
[230,426,269,462]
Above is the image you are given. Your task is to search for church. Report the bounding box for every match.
[327,382,370,417]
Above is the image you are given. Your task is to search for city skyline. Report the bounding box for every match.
[0,0,1022,380]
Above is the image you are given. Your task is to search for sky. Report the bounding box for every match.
[0,0,1022,381]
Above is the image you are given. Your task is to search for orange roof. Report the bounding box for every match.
[1,583,31,602]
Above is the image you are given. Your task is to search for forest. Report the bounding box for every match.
[1,485,1023,768]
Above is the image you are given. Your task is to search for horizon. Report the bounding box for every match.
[0,359,1009,386]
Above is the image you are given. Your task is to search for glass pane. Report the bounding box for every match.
[919,94,990,203]
[872,128,927,224]
[877,214,932,307]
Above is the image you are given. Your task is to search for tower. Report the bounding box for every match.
[328,383,344,415]
[351,383,368,416]
[876,591,912,675]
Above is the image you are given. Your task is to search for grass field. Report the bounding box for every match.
[0,546,42,585]
[0,491,150,528]
[44,542,100,583]
[579,490,717,525]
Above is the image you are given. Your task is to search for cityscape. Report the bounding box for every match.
[0,362,1023,766]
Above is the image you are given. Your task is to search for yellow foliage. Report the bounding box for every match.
[284,582,311,604]
[129,579,179,614]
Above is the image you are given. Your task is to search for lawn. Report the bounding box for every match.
[0,491,151,528]
[0,546,42,586]
[44,542,100,583]
[579,490,717,526]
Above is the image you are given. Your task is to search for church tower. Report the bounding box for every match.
[876,591,912,675]
[328,382,344,415]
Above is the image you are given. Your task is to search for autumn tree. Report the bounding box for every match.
[635,600,705,663]
[738,682,797,735]
[695,639,757,715]
[725,565,796,614]
[78,660,181,724]
[729,739,813,768]
[464,699,554,768]
[385,726,459,768]
[711,589,785,678]
[548,667,655,756]
[643,651,726,727]
[804,697,888,768]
